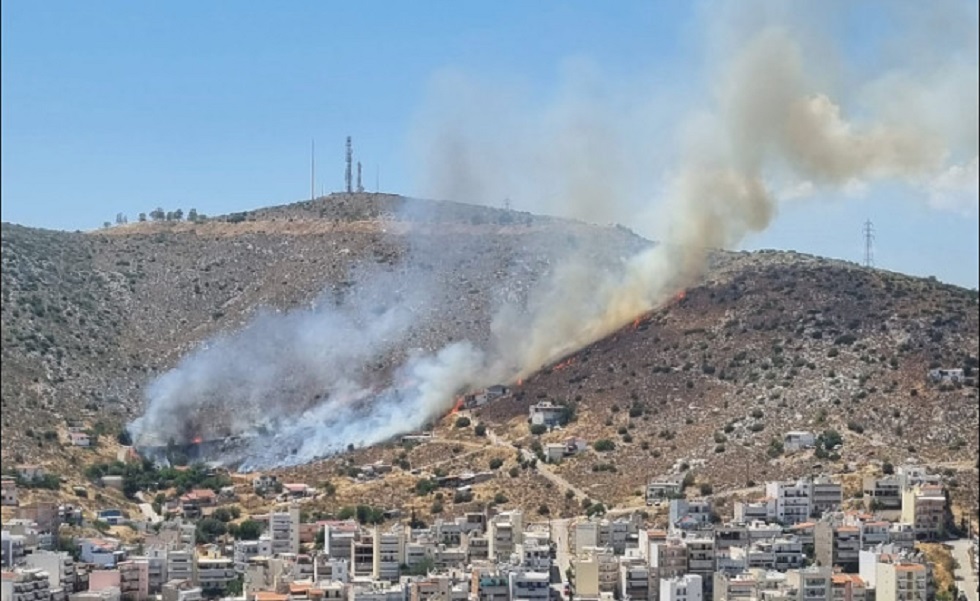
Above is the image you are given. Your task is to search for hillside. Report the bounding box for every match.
[274,254,979,524]
[0,193,645,466]
[2,193,977,524]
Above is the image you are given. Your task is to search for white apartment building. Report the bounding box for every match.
[669,500,713,530]
[659,574,702,601]
[733,500,775,524]
[785,567,832,601]
[488,512,523,562]
[765,481,812,525]
[268,506,301,556]
[516,541,552,571]
[875,562,928,601]
[507,569,550,601]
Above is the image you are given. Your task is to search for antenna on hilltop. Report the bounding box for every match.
[863,219,875,268]
[311,139,316,202]
[345,136,353,194]
[357,161,364,193]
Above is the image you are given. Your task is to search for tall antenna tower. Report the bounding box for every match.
[356,161,364,193]
[863,219,875,268]
[310,139,316,202]
[345,136,353,193]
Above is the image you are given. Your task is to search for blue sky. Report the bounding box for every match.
[2,1,977,287]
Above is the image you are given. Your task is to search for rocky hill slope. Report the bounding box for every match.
[276,253,978,524]
[0,193,644,465]
[2,193,977,523]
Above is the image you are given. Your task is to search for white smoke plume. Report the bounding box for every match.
[132,0,977,469]
[416,0,977,375]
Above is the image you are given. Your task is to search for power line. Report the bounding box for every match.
[863,219,875,268]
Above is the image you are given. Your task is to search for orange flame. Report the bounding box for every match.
[675,290,686,302]
[517,378,524,386]
[553,357,577,371]
[449,396,465,415]
[192,436,203,444]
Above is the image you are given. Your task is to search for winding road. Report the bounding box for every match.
[951,538,978,601]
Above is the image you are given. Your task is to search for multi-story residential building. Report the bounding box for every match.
[372,529,406,582]
[488,512,523,562]
[712,526,748,554]
[161,579,202,601]
[647,477,684,506]
[470,566,509,601]
[669,500,714,531]
[733,501,775,524]
[322,521,358,563]
[516,541,552,571]
[243,557,285,599]
[268,506,301,556]
[862,477,903,511]
[886,524,915,552]
[79,539,125,568]
[529,402,566,427]
[713,568,791,601]
[649,538,688,593]
[507,569,550,601]
[195,556,235,592]
[875,562,928,601]
[896,466,941,491]
[463,534,489,563]
[785,566,832,601]
[2,531,27,569]
[830,574,867,601]
[24,550,77,594]
[810,478,843,517]
[118,559,150,601]
[787,522,815,549]
[815,524,860,573]
[765,481,812,526]
[233,540,266,574]
[352,534,376,579]
[166,550,195,584]
[900,485,948,540]
[573,517,637,555]
[143,548,168,594]
[683,537,715,595]
[313,556,349,583]
[745,522,784,545]
[1,568,52,601]
[573,547,618,598]
[619,560,653,601]
[407,575,468,601]
[856,521,890,549]
[659,574,702,601]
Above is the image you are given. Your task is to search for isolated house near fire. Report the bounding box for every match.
[529,402,565,427]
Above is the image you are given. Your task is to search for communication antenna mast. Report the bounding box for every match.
[310,139,316,202]
[863,219,875,268]
[345,136,353,193]
[356,161,364,193]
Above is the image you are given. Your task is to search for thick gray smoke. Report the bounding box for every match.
[132,0,977,469]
